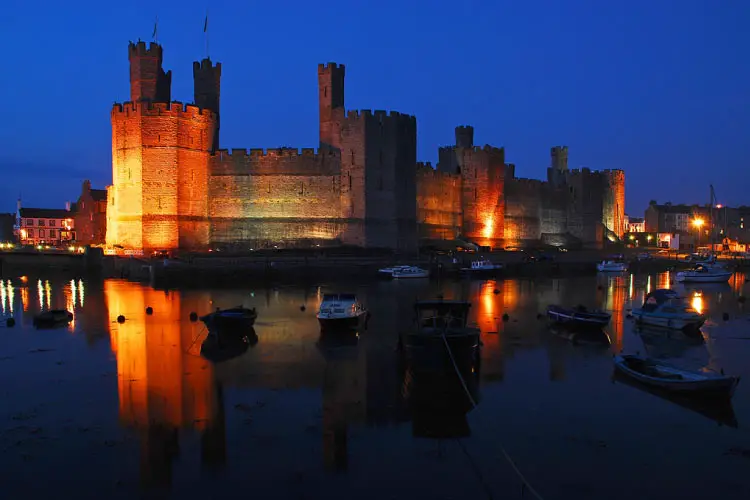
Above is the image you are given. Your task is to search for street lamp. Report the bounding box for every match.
[693,218,704,249]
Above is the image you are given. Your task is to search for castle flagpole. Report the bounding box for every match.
[204,10,209,59]
[152,15,158,43]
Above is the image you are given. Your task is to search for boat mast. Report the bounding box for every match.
[709,184,716,255]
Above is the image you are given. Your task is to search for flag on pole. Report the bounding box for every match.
[152,16,158,39]
[204,14,208,33]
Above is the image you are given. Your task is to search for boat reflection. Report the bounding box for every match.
[548,325,611,346]
[402,366,479,438]
[200,327,257,364]
[613,371,738,428]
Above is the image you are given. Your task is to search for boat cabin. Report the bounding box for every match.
[414,300,472,329]
[319,293,364,315]
[641,289,684,312]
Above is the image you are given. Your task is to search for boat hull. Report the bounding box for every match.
[401,330,480,374]
[547,307,610,329]
[317,312,367,332]
[613,355,739,397]
[675,272,732,283]
[597,265,628,272]
[200,309,257,331]
[632,309,705,332]
[393,272,430,279]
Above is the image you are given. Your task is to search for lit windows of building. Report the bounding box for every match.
[18,207,77,247]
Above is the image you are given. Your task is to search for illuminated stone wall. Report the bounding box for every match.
[457,146,505,247]
[107,101,215,252]
[503,178,543,244]
[602,169,626,238]
[415,162,462,240]
[208,148,346,247]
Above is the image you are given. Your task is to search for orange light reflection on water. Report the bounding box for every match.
[692,292,704,314]
[103,280,216,431]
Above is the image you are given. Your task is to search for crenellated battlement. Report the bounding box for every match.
[128,41,162,59]
[416,162,434,171]
[112,101,215,118]
[213,147,340,161]
[318,62,345,72]
[193,58,222,74]
[344,109,417,123]
[210,145,341,177]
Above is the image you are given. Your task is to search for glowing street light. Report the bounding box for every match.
[693,218,704,228]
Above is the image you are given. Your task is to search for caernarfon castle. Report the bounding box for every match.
[106,40,625,254]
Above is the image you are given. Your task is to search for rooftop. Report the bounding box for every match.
[19,208,74,219]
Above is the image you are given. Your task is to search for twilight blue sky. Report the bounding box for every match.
[0,0,747,215]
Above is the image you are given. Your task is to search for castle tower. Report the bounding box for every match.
[550,146,568,171]
[318,63,346,149]
[108,43,215,253]
[128,41,172,103]
[455,126,474,148]
[193,59,222,150]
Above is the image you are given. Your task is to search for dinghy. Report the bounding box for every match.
[547,304,611,329]
[613,354,739,397]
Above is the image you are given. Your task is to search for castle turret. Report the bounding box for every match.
[455,126,474,148]
[128,41,172,103]
[318,63,346,149]
[193,59,222,150]
[550,146,568,171]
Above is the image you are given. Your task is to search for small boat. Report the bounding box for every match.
[546,304,611,329]
[200,306,257,331]
[675,264,732,283]
[399,300,481,373]
[378,264,412,277]
[316,293,368,331]
[33,309,73,326]
[392,266,430,279]
[612,369,738,428]
[613,354,740,398]
[632,289,705,332]
[460,258,503,275]
[597,260,628,272]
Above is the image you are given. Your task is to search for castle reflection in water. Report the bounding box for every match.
[0,269,743,488]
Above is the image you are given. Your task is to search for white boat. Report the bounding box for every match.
[460,258,503,274]
[378,265,411,277]
[316,293,368,331]
[614,354,739,397]
[675,264,732,283]
[597,260,628,272]
[392,266,430,279]
[632,289,706,332]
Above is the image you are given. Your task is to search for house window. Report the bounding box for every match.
[38,220,45,226]
[26,219,33,226]
[48,229,56,238]
[38,229,45,238]
[49,220,56,227]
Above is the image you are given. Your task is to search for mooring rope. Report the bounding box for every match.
[440,331,546,500]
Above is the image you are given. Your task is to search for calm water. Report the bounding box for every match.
[2,272,750,499]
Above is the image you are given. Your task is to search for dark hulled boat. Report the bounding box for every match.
[546,304,611,329]
[33,309,73,327]
[200,306,257,331]
[399,300,481,374]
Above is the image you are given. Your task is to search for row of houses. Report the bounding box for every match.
[1,181,107,247]
[624,201,750,251]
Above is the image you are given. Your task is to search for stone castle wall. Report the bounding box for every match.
[208,148,347,247]
[415,162,462,240]
[107,101,215,252]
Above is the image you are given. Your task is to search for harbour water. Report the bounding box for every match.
[1,271,750,499]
